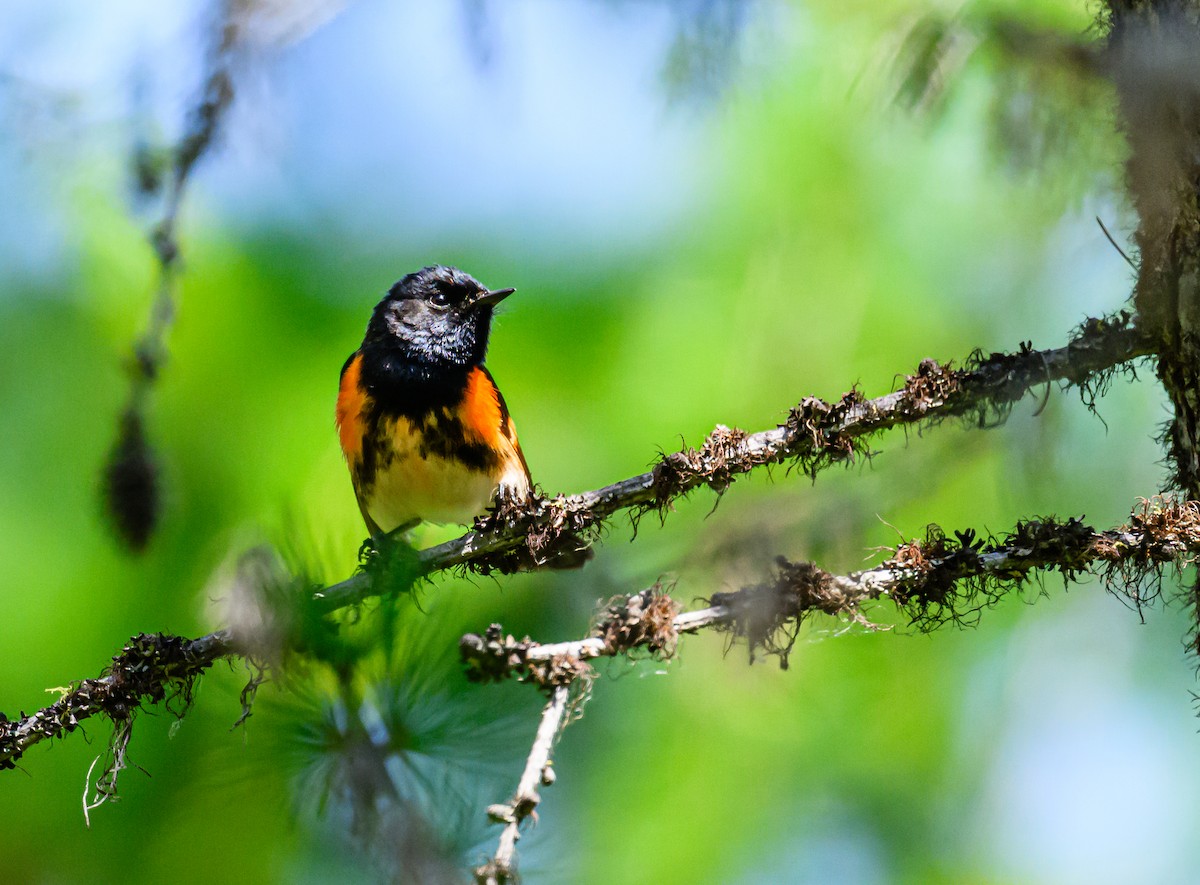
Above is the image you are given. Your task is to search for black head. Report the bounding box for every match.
[362,266,514,381]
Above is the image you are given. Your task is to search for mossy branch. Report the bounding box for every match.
[457,496,1200,879]
[461,497,1200,685]
[0,631,232,772]
[317,313,1153,610]
[1,316,1155,772]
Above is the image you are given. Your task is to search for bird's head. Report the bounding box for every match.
[364,265,514,373]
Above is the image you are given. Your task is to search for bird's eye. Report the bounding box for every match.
[430,290,450,307]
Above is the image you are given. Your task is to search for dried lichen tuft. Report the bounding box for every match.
[591,588,681,657]
[459,625,593,691]
[460,626,536,684]
[650,424,766,513]
[710,558,854,669]
[783,390,870,477]
[900,359,962,417]
[471,489,596,574]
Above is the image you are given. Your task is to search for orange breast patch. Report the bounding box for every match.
[461,366,505,447]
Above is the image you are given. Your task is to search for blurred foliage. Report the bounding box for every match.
[1,1,1196,884]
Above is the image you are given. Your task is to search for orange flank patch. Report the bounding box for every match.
[505,414,531,477]
[461,367,505,447]
[336,352,367,464]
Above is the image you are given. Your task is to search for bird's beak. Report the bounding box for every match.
[474,287,515,308]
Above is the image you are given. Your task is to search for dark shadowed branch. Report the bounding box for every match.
[101,7,239,552]
[1103,1,1200,652]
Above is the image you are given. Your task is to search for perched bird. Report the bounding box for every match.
[336,266,530,538]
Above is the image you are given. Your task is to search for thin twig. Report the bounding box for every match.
[1096,215,1137,271]
[475,685,571,885]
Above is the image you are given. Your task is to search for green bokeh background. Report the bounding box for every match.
[2,2,1196,883]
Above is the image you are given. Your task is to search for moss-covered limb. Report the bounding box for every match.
[460,498,1200,681]
[718,498,1200,654]
[459,498,1199,880]
[7,497,1195,806]
[2,318,1159,777]
[310,316,1153,611]
[459,589,683,691]
[0,630,233,771]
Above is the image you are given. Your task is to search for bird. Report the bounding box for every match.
[336,265,531,539]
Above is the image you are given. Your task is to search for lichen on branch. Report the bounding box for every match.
[461,497,1200,682]
[307,314,1153,609]
[0,318,1161,805]
[460,497,1200,880]
[0,630,231,773]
